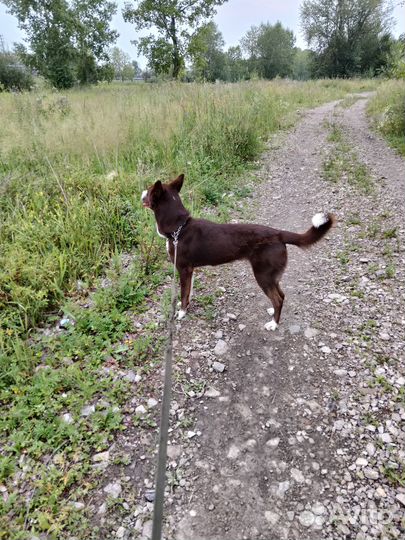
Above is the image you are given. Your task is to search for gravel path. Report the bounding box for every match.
[94,96,405,540]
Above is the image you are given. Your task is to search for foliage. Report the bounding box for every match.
[241,21,296,79]
[110,46,138,80]
[300,0,394,77]
[4,0,118,88]
[189,21,226,81]
[0,47,33,91]
[122,0,227,78]
[367,79,405,155]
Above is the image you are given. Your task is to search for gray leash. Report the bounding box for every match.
[151,230,181,540]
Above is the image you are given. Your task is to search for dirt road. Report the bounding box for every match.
[95,95,405,540]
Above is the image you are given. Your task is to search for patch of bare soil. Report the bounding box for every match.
[91,96,405,540]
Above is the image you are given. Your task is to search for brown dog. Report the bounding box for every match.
[142,174,334,329]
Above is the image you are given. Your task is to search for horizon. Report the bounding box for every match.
[1,0,404,69]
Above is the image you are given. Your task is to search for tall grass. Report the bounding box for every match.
[0,79,378,344]
[367,79,405,156]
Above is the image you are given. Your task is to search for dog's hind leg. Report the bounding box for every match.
[177,267,193,320]
[251,245,287,329]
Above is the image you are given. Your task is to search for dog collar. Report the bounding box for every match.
[168,218,189,246]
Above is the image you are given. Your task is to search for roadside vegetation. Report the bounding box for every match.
[0,78,380,538]
[367,79,405,156]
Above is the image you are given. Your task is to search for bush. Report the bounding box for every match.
[0,53,33,91]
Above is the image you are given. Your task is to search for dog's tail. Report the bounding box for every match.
[280,212,335,248]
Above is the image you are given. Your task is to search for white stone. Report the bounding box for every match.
[103,482,122,499]
[291,468,305,483]
[227,444,240,459]
[396,493,405,507]
[298,510,315,527]
[92,451,110,463]
[267,437,280,448]
[80,405,95,417]
[214,340,228,355]
[116,526,126,538]
[135,405,147,416]
[61,413,74,424]
[265,511,280,526]
[147,398,158,408]
[205,387,220,398]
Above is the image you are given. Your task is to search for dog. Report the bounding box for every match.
[141,174,334,329]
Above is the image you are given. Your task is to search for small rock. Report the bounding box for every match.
[144,489,155,502]
[265,511,280,526]
[214,340,228,356]
[380,433,392,444]
[291,468,305,483]
[396,493,405,507]
[123,370,141,383]
[227,444,240,459]
[289,324,301,335]
[226,313,237,320]
[379,332,390,341]
[334,369,347,377]
[98,503,107,514]
[355,457,368,467]
[147,398,158,409]
[238,324,246,331]
[187,431,197,439]
[205,387,220,398]
[81,405,95,417]
[321,346,331,354]
[304,327,319,339]
[60,413,74,424]
[92,451,110,463]
[59,317,72,329]
[135,405,147,417]
[312,503,325,515]
[104,482,122,499]
[366,443,376,456]
[212,361,226,373]
[364,468,379,480]
[375,487,386,498]
[71,502,85,510]
[298,510,315,527]
[142,520,153,538]
[116,526,126,538]
[214,330,223,339]
[266,437,280,448]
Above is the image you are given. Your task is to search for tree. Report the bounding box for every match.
[122,0,227,79]
[292,48,312,80]
[224,45,249,81]
[189,22,226,81]
[4,0,118,88]
[241,22,296,79]
[300,0,394,77]
[110,46,132,79]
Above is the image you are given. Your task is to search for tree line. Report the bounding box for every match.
[1,0,403,91]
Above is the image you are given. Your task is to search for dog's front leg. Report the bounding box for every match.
[177,267,193,320]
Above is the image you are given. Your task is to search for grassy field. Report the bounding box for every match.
[0,78,381,538]
[367,79,405,156]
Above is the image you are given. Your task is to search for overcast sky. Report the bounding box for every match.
[1,0,404,68]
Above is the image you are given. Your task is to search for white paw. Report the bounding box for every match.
[267,307,275,317]
[264,319,278,331]
[177,309,187,320]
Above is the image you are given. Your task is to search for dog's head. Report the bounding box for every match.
[141,174,184,211]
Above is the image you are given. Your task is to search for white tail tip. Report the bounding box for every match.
[312,212,329,229]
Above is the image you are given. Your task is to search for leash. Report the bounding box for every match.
[151,229,181,540]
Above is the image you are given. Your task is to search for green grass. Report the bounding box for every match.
[323,122,374,193]
[0,78,382,539]
[367,79,405,156]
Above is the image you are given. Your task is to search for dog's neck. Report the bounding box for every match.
[154,199,190,237]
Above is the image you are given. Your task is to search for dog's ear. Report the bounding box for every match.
[149,180,163,205]
[170,174,184,192]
